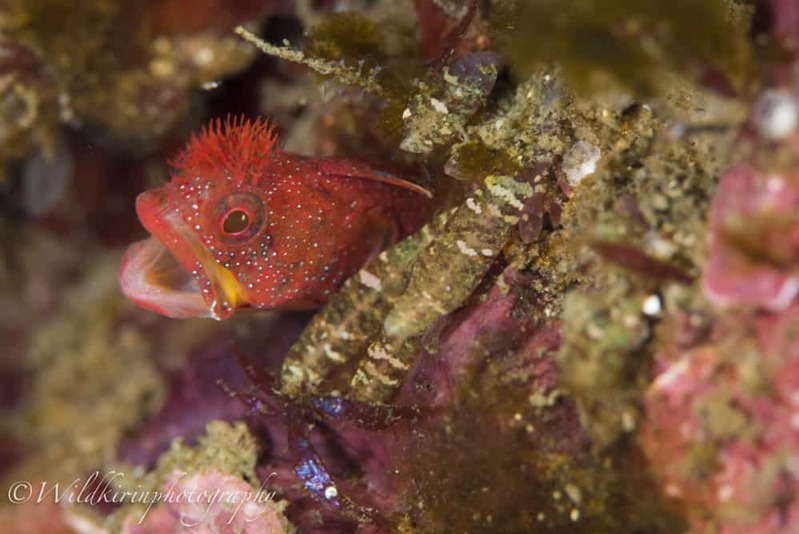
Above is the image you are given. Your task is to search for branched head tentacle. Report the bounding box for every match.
[170,115,279,186]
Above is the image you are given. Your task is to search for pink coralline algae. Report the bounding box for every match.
[674,7,799,528]
[122,469,290,534]
[643,308,799,534]
[702,165,799,310]
[0,497,76,534]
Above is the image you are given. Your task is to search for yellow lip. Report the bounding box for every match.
[185,232,249,319]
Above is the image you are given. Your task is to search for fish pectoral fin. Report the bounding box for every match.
[317,159,433,198]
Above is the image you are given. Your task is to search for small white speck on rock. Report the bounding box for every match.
[642,294,662,317]
[752,88,798,140]
[562,141,601,186]
[324,486,338,500]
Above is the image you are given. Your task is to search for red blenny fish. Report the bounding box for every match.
[120,116,431,320]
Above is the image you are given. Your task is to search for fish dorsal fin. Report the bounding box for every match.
[315,158,433,198]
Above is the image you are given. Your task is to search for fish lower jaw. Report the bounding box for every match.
[119,237,217,319]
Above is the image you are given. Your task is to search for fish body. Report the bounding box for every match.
[120,117,431,319]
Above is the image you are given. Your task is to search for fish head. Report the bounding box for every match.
[120,117,277,320]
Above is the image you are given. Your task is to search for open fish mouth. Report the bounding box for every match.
[120,237,212,319]
[119,190,246,320]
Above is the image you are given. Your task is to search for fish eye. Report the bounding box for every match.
[222,208,250,235]
[212,192,265,245]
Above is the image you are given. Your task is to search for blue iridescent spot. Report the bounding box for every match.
[312,396,343,417]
